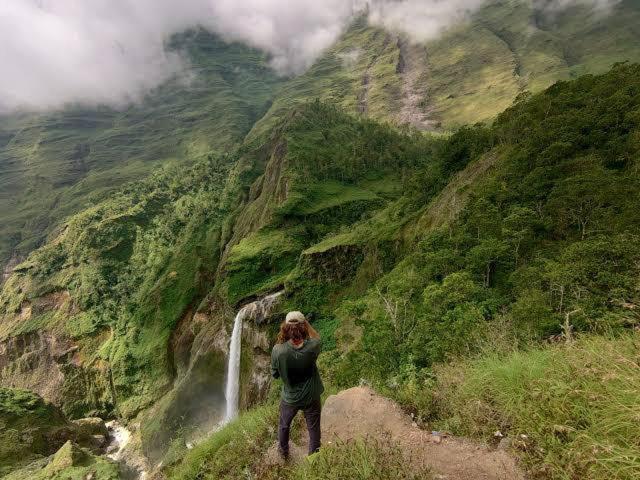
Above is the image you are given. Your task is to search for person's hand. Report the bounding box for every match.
[306,320,320,339]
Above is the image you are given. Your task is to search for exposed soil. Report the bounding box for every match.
[264,387,525,480]
[396,38,440,131]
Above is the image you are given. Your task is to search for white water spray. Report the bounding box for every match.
[106,420,148,480]
[223,291,283,423]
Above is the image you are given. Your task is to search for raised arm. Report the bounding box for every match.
[306,320,320,339]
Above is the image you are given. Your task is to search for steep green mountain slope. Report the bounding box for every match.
[0,101,439,423]
[253,0,640,136]
[2,64,640,479]
[0,153,235,418]
[223,62,640,381]
[0,30,282,269]
[422,0,640,126]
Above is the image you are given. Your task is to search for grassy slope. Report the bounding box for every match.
[0,30,283,267]
[426,333,640,479]
[248,17,403,140]
[220,102,436,305]
[250,1,640,137]
[423,0,640,127]
[165,392,431,480]
[166,333,640,480]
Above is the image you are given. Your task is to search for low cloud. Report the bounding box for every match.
[0,0,623,113]
[0,1,211,112]
[535,0,621,11]
[207,0,361,74]
[368,0,488,43]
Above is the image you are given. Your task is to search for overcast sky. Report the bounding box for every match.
[0,0,621,113]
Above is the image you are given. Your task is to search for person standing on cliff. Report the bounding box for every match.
[271,311,323,460]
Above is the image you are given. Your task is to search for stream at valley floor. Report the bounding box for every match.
[106,421,148,480]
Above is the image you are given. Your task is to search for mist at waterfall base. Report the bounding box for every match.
[184,291,284,449]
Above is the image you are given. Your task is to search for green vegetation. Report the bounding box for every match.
[316,63,640,387]
[166,402,279,479]
[166,401,431,480]
[424,0,640,127]
[0,29,283,268]
[275,440,432,480]
[252,1,640,135]
[0,388,70,475]
[416,333,640,480]
[220,100,438,305]
[178,63,638,478]
[0,152,236,417]
[248,17,403,140]
[3,0,640,272]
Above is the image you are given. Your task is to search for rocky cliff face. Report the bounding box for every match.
[2,254,22,284]
[140,292,281,462]
[0,325,113,419]
[0,331,71,405]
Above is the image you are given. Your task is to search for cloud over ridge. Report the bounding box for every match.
[0,0,622,112]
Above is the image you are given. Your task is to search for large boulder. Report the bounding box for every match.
[5,441,120,480]
[43,440,86,475]
[0,387,73,476]
[72,417,109,437]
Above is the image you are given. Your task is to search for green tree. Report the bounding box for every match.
[503,206,537,266]
[466,238,509,287]
[547,167,620,240]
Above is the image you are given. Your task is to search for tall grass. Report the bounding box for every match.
[425,333,640,480]
[166,403,278,480]
[260,439,432,480]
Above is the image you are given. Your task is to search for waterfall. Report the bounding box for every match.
[223,291,283,423]
[223,308,244,422]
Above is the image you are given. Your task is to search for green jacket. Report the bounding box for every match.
[271,338,324,407]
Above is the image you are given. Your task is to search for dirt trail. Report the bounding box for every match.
[265,387,525,480]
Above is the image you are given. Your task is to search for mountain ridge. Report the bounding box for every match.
[3,1,640,271]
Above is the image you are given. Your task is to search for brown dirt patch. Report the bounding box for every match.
[321,387,525,480]
[263,387,525,479]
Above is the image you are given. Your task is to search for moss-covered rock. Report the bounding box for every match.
[0,387,73,475]
[71,417,108,437]
[5,440,120,480]
[43,441,86,475]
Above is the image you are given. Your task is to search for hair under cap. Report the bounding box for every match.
[285,311,306,324]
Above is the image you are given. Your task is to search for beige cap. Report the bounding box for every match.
[285,311,306,324]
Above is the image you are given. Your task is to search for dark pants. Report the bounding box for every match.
[278,397,321,456]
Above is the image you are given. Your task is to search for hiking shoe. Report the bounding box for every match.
[278,448,290,462]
